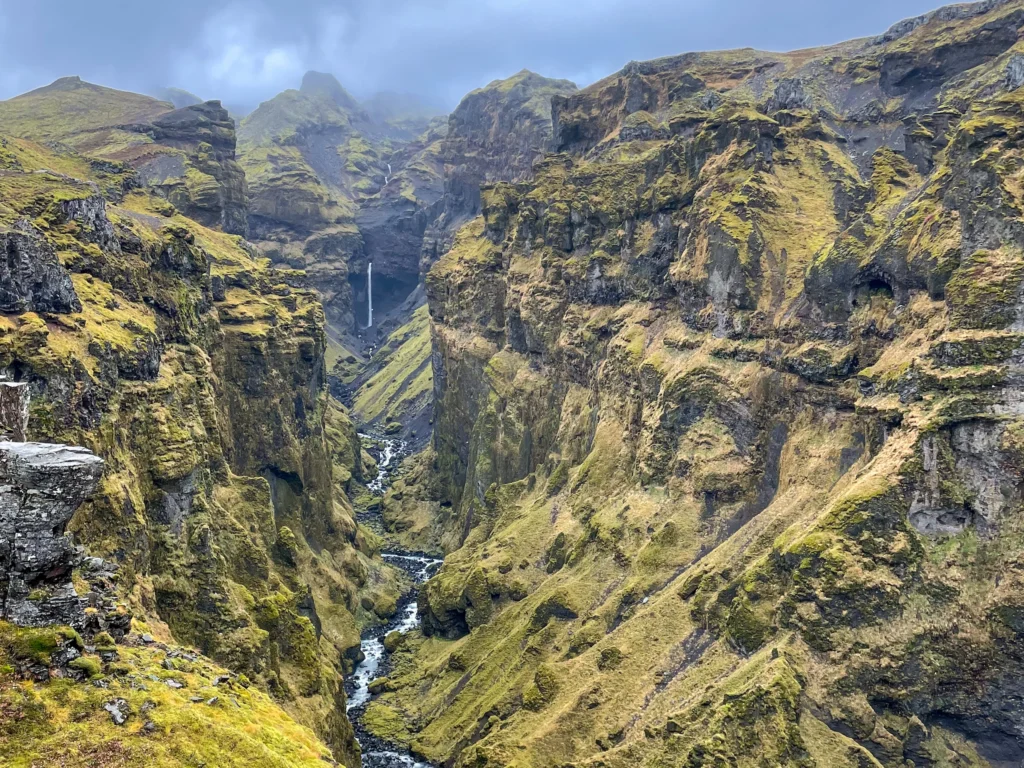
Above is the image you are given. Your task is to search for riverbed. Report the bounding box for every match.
[347,435,442,768]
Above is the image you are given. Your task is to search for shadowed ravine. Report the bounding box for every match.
[348,436,442,768]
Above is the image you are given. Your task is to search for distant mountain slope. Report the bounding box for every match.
[0,77,248,234]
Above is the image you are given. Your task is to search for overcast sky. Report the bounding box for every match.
[0,0,945,113]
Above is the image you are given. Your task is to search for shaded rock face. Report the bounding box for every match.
[0,227,81,314]
[368,3,1024,766]
[420,71,578,273]
[145,102,249,236]
[0,441,104,628]
[0,382,29,441]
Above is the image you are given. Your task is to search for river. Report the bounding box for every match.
[348,435,442,768]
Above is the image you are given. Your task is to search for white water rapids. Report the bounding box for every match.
[348,434,441,767]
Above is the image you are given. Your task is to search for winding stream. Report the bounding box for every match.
[348,435,442,768]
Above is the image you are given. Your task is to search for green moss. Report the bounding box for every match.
[0,622,335,767]
[946,249,1024,330]
[68,656,103,679]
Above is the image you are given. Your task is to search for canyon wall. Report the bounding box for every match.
[372,3,1024,766]
[0,108,370,762]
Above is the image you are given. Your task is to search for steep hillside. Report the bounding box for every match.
[368,2,1024,766]
[0,130,381,764]
[420,70,578,272]
[345,71,578,441]
[0,77,248,235]
[242,70,578,445]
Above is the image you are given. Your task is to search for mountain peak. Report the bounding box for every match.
[299,70,363,114]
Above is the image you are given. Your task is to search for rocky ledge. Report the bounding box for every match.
[0,441,104,628]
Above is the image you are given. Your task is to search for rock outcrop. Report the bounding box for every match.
[0,441,103,628]
[143,101,249,235]
[0,227,82,314]
[369,3,1024,767]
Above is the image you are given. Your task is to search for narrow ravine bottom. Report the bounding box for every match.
[347,550,441,767]
[348,435,441,767]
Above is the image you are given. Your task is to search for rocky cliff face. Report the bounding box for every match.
[237,72,445,334]
[368,3,1024,766]
[0,132,370,764]
[345,72,579,438]
[239,70,577,443]
[419,70,578,273]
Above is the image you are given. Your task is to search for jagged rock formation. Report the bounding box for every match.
[0,441,103,628]
[0,225,82,314]
[143,101,249,234]
[368,3,1024,766]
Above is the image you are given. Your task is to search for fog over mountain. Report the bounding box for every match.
[1,0,941,110]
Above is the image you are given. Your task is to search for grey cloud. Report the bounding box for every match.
[0,0,944,111]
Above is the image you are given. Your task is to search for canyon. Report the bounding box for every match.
[3,1,1024,767]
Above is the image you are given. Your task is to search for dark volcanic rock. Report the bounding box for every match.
[0,382,29,441]
[0,440,104,628]
[0,226,82,314]
[420,70,578,273]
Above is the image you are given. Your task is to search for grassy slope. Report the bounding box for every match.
[0,623,336,768]
[351,304,433,427]
[0,77,171,144]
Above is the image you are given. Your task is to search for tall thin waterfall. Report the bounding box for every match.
[367,262,373,328]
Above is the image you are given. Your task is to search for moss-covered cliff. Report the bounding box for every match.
[237,72,446,335]
[0,126,370,763]
[419,70,578,273]
[369,3,1024,766]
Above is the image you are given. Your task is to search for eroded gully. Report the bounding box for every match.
[347,434,442,768]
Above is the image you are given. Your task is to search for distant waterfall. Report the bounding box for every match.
[384,163,392,186]
[367,262,373,328]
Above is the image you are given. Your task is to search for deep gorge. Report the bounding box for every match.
[4,1,1024,766]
